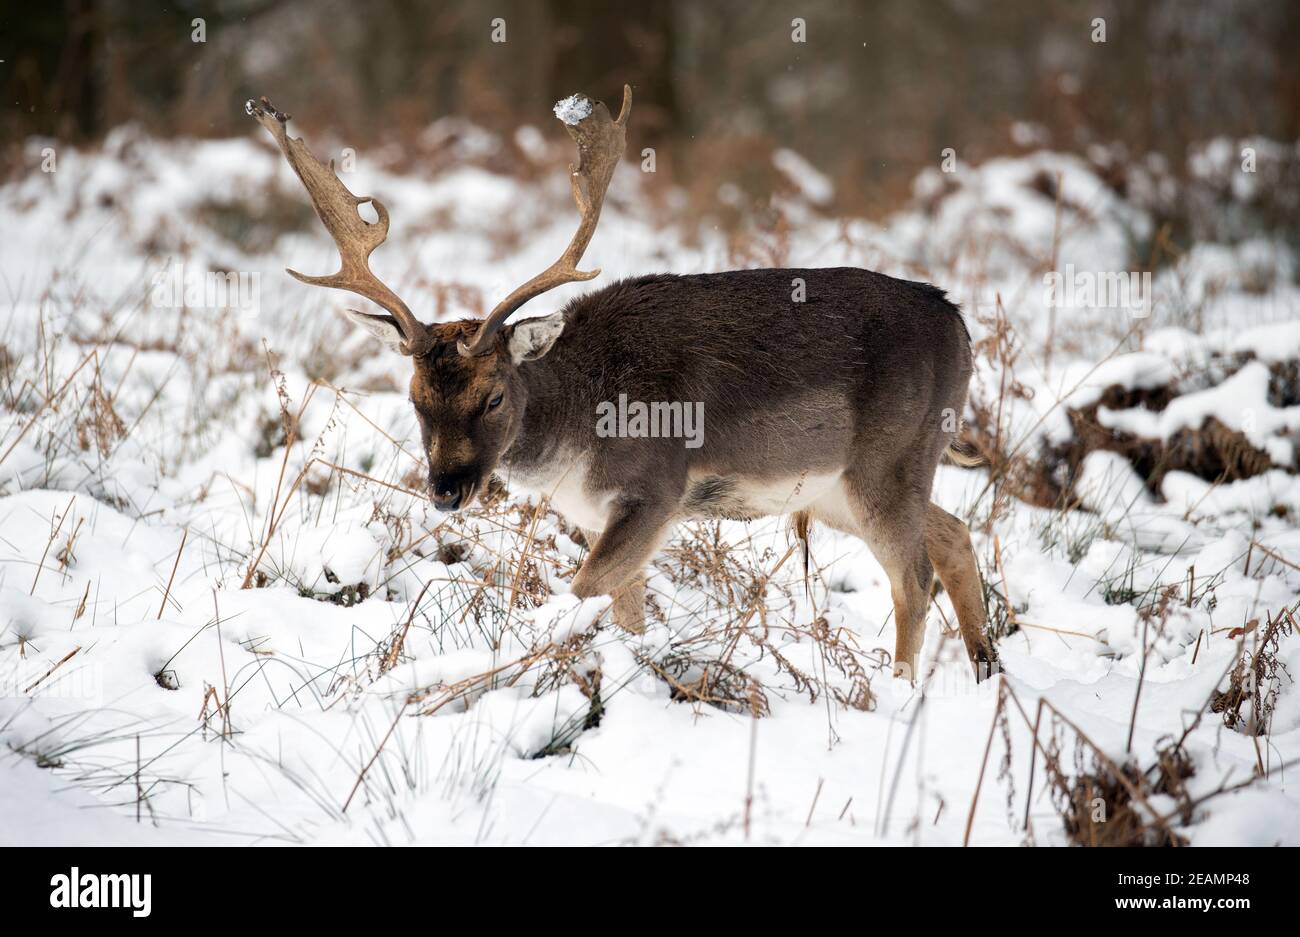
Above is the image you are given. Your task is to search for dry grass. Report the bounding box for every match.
[970,682,1199,846]
[1211,609,1296,737]
[1051,734,1196,847]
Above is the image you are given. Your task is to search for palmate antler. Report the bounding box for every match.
[458,85,632,357]
[245,97,433,356]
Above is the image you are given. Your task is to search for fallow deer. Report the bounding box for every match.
[246,88,997,680]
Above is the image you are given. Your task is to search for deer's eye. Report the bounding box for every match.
[486,391,504,412]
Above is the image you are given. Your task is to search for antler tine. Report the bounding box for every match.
[245,97,432,356]
[460,84,632,357]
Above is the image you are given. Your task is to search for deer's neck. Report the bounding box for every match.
[501,356,574,473]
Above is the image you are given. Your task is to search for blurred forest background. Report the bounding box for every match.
[3,0,1299,219]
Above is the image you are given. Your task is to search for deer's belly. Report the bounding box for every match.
[684,471,843,520]
[505,462,848,531]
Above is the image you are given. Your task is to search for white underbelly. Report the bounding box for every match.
[503,461,852,533]
[728,471,843,515]
[684,469,848,521]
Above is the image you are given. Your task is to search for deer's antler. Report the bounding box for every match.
[245,97,432,356]
[459,85,631,357]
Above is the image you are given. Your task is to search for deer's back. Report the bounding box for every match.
[551,267,971,452]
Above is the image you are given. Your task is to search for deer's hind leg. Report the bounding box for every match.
[809,479,934,681]
[858,506,934,682]
[924,503,998,679]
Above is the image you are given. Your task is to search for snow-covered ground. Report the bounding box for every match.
[1,122,1299,845]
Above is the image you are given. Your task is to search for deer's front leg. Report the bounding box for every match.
[580,527,647,633]
[571,498,675,624]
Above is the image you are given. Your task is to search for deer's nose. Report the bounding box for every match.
[430,472,472,513]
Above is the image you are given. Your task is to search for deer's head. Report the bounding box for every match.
[247,88,630,512]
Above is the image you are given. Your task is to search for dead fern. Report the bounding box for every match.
[1212,610,1296,735]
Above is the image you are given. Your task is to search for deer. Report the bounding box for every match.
[246,87,998,682]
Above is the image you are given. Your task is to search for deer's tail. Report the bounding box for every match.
[944,440,984,468]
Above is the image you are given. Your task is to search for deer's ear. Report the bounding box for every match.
[506,313,565,363]
[343,308,409,354]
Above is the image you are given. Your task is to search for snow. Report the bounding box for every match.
[553,94,593,126]
[1,123,1299,846]
[1065,351,1175,410]
[1232,320,1300,363]
[772,149,834,205]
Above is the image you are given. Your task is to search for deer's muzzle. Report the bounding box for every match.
[430,471,476,513]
